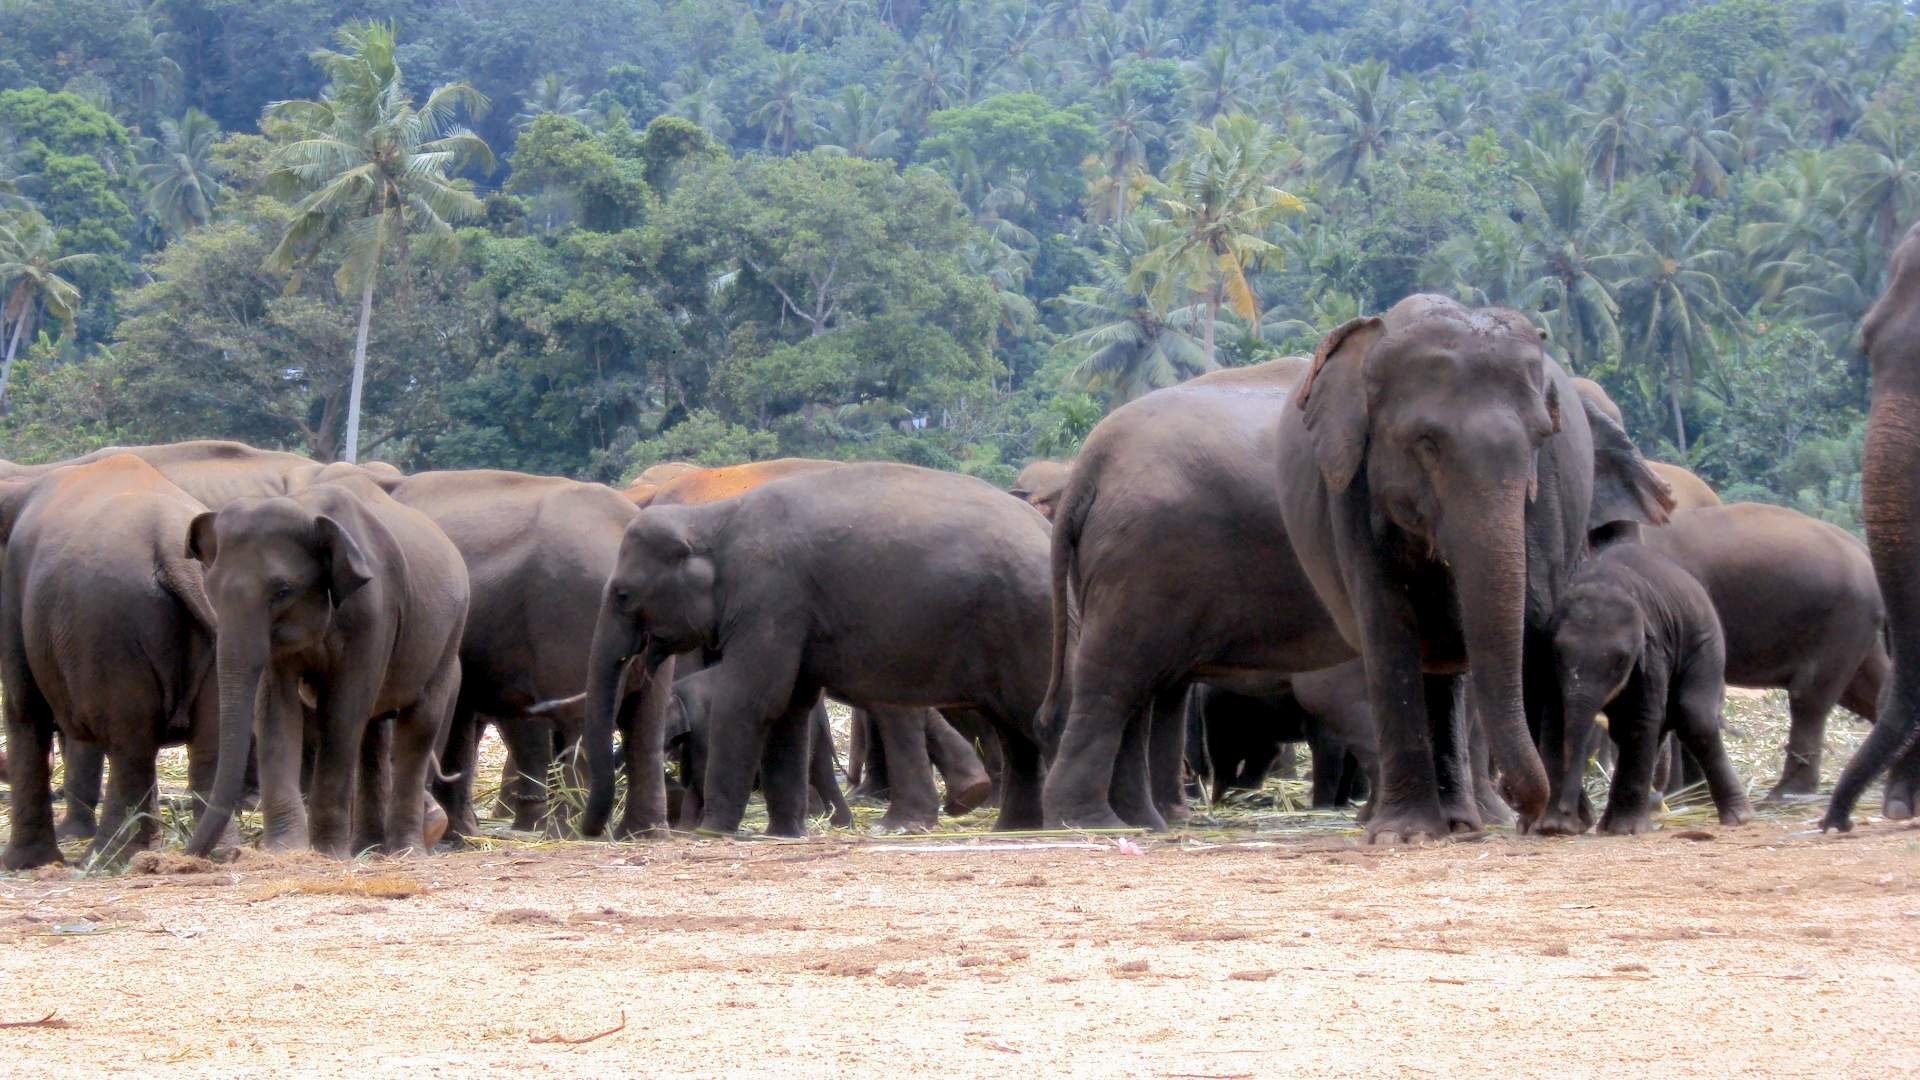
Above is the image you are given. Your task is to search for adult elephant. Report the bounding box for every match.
[1043,297,1671,841]
[0,456,219,869]
[377,468,652,839]
[625,458,843,508]
[1828,222,1920,832]
[185,468,469,858]
[1009,460,1072,521]
[1642,503,1900,807]
[578,463,1055,838]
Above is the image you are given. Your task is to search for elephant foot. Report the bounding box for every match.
[423,801,450,850]
[1363,799,1452,845]
[1718,797,1755,827]
[1050,805,1130,832]
[613,816,671,841]
[1475,784,1518,829]
[1157,801,1193,829]
[509,806,549,834]
[872,819,932,836]
[3,837,65,871]
[1532,807,1590,837]
[55,812,96,842]
[1763,769,1820,804]
[944,776,993,817]
[447,804,482,840]
[1884,795,1915,822]
[827,807,855,829]
[1598,809,1656,836]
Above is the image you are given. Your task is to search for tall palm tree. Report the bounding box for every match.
[814,86,900,160]
[1658,88,1740,199]
[1055,221,1209,402]
[0,211,98,412]
[136,108,226,237]
[1738,150,1845,301]
[513,74,589,130]
[1513,138,1627,373]
[262,20,492,462]
[1130,114,1303,366]
[1577,73,1650,191]
[667,75,736,142]
[1090,84,1163,223]
[1609,201,1742,451]
[1842,110,1920,249]
[746,52,818,155]
[1314,59,1407,192]
[1186,41,1255,124]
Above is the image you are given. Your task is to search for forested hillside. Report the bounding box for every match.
[0,0,1913,513]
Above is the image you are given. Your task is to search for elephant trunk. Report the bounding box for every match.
[578,605,641,837]
[1443,480,1549,826]
[186,638,263,857]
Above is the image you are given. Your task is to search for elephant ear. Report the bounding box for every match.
[1583,395,1675,534]
[314,514,374,603]
[186,511,219,565]
[1295,316,1385,492]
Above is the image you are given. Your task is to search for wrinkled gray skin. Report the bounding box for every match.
[0,456,221,869]
[579,463,1056,838]
[1539,541,1753,836]
[185,469,469,858]
[1273,296,1672,841]
[0,440,325,838]
[1642,503,1905,808]
[844,706,995,830]
[375,468,653,839]
[1009,460,1072,521]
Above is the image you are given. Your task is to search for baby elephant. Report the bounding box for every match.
[1539,542,1754,836]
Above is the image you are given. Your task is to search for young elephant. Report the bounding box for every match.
[1539,542,1753,836]
[0,455,220,869]
[667,693,853,830]
[579,463,1054,838]
[184,468,469,859]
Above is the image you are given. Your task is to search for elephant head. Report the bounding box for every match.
[183,497,372,856]
[1538,582,1643,835]
[1009,460,1072,521]
[578,505,723,836]
[1297,294,1562,823]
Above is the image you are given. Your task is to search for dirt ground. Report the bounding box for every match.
[3,692,1918,1077]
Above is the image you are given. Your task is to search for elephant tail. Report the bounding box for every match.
[1037,466,1093,743]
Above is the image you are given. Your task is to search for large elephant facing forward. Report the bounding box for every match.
[1275,296,1670,840]
[1828,221,1920,832]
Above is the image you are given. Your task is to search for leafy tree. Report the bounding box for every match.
[919,93,1099,226]
[0,210,99,410]
[260,20,492,462]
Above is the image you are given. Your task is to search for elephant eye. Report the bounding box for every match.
[269,581,293,604]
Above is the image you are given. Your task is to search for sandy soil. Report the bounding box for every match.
[2,811,1917,1078]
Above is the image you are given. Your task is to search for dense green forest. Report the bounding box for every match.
[0,0,1914,515]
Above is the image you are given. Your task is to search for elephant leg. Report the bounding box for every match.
[849,709,890,799]
[55,733,103,842]
[807,702,853,828]
[434,696,482,841]
[1042,609,1164,830]
[674,724,706,832]
[350,716,393,856]
[496,716,554,834]
[1425,674,1480,834]
[614,656,674,839]
[1272,740,1298,780]
[1307,729,1345,808]
[386,664,459,856]
[1672,686,1752,828]
[993,726,1046,831]
[1597,684,1662,836]
[1770,678,1845,800]
[1884,741,1920,821]
[927,710,992,816]
[1344,557,1448,843]
[92,740,160,865]
[688,647,798,836]
[874,706,939,833]
[256,676,312,852]
[3,682,62,871]
[1149,684,1190,827]
[760,695,817,838]
[1109,704,1168,831]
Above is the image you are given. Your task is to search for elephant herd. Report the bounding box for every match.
[5,280,1920,870]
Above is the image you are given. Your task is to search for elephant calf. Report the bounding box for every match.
[1540,542,1753,836]
[185,466,469,858]
[0,455,221,869]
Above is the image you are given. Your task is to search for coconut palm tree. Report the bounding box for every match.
[513,74,590,130]
[1130,114,1303,366]
[1738,150,1846,301]
[1314,59,1407,192]
[1577,73,1650,190]
[1658,87,1740,199]
[1513,138,1628,373]
[814,86,901,160]
[261,20,492,462]
[136,108,226,237]
[1841,110,1920,249]
[1090,84,1163,223]
[1608,200,1743,451]
[746,52,818,155]
[0,211,99,412]
[1055,220,1209,402]
[1186,41,1256,124]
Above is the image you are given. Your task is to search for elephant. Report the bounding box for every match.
[1828,221,1920,832]
[1187,660,1376,809]
[845,706,995,828]
[1538,540,1753,836]
[0,455,220,869]
[617,461,700,505]
[1570,379,1721,512]
[578,462,1055,838]
[184,467,469,858]
[1008,460,1072,520]
[667,696,853,830]
[624,458,843,508]
[1640,502,1902,806]
[375,468,650,839]
[1042,298,1672,841]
